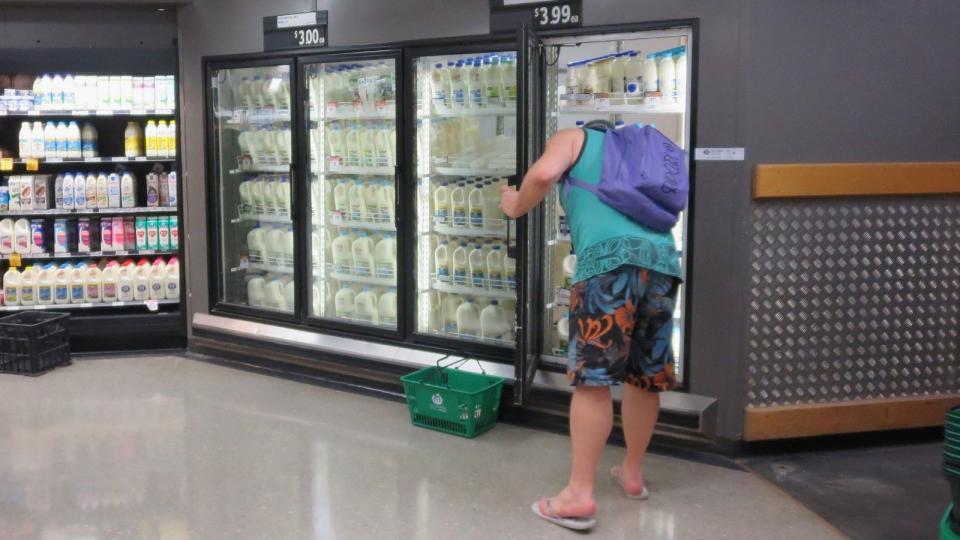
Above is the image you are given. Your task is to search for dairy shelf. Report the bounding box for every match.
[228,164,290,174]
[10,156,176,165]
[321,270,396,288]
[215,109,291,124]
[317,214,396,232]
[2,206,178,217]
[247,261,294,275]
[320,112,396,121]
[234,213,292,225]
[418,327,515,347]
[0,249,175,261]
[0,298,179,312]
[0,109,175,118]
[431,223,507,239]
[320,164,395,176]
[557,93,684,115]
[431,280,516,300]
[419,106,516,119]
[433,166,515,177]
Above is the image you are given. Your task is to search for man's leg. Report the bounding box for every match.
[616,384,659,494]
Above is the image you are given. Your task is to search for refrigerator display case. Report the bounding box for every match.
[410,47,520,351]
[302,53,401,330]
[207,61,296,316]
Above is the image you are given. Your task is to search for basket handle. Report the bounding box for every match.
[436,355,486,375]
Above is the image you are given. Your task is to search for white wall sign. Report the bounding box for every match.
[694,147,745,161]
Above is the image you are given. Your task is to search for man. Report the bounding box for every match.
[500,121,682,531]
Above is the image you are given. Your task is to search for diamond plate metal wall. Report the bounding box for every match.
[746,197,960,407]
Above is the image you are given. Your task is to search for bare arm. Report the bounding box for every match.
[499,128,584,219]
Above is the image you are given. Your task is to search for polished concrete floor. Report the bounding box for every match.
[0,356,844,540]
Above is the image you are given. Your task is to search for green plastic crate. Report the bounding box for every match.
[943,506,959,540]
[401,358,504,439]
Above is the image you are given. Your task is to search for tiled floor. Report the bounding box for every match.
[0,356,844,539]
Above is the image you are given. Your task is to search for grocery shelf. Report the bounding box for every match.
[321,164,395,176]
[321,112,396,121]
[323,270,396,287]
[431,223,507,238]
[419,106,516,119]
[228,164,290,174]
[12,156,176,165]
[557,94,684,115]
[215,109,291,124]
[0,298,179,312]
[234,213,292,225]
[3,206,177,217]
[0,109,175,117]
[248,261,294,274]
[418,327,515,347]
[0,249,175,261]
[431,280,516,300]
[433,166,514,177]
[318,214,395,232]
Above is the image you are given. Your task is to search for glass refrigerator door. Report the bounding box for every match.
[304,57,399,328]
[413,50,519,347]
[210,63,295,314]
[541,30,692,381]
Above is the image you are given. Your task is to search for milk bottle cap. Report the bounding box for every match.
[435,63,443,69]
[459,242,467,247]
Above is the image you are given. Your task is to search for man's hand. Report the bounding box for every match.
[500,185,523,219]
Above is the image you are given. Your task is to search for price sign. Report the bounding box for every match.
[0,158,12,171]
[25,159,39,171]
[263,11,328,51]
[490,0,582,33]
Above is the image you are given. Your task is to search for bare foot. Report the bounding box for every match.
[537,487,597,518]
[611,465,646,498]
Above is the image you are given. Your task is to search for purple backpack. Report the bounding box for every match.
[563,125,688,232]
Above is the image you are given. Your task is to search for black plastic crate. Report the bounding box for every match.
[0,311,71,376]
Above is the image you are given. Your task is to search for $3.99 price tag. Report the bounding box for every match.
[531,2,581,28]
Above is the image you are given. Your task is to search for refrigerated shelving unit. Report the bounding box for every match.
[0,70,185,352]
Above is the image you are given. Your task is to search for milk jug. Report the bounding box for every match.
[434,240,451,282]
[468,244,486,288]
[643,54,659,93]
[348,181,366,221]
[378,181,395,224]
[311,283,322,316]
[246,275,265,307]
[504,255,517,290]
[333,180,350,215]
[345,124,361,166]
[0,219,14,255]
[359,125,376,167]
[14,218,31,254]
[456,298,481,337]
[148,258,166,300]
[69,264,86,303]
[480,300,509,340]
[562,251,577,288]
[283,279,295,311]
[486,245,505,290]
[3,267,21,306]
[354,288,379,324]
[441,294,463,333]
[62,173,75,209]
[43,122,57,158]
[334,287,356,319]
[117,263,135,302]
[658,53,676,102]
[19,122,32,158]
[452,242,469,286]
[124,121,141,157]
[53,264,71,305]
[81,122,98,158]
[31,121,45,158]
[675,50,687,99]
[67,121,82,159]
[373,234,397,279]
[145,120,158,157]
[54,122,69,158]
[262,277,286,310]
[450,183,467,227]
[557,313,570,347]
[265,227,286,266]
[107,173,121,208]
[378,288,398,326]
[433,181,450,225]
[331,230,353,273]
[351,232,375,276]
[363,181,380,220]
[19,266,37,306]
[624,51,643,95]
[164,256,180,300]
[101,261,119,302]
[468,183,485,228]
[374,126,394,167]
[96,173,109,208]
[84,265,102,303]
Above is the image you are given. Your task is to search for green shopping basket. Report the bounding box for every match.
[401,356,504,439]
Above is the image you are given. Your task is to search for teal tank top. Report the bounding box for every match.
[560,128,683,284]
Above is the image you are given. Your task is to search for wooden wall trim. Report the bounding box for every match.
[744,394,960,441]
[753,162,960,199]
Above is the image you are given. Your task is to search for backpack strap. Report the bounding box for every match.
[560,128,600,198]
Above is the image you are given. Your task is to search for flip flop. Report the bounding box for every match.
[610,466,650,500]
[530,498,596,531]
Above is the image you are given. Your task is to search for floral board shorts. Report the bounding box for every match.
[567,265,679,391]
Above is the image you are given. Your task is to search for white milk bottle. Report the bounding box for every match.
[501,55,517,103]
[348,180,366,222]
[145,120,157,157]
[378,288,398,326]
[239,179,254,212]
[70,263,87,303]
[359,123,376,167]
[51,74,64,109]
[54,264,72,305]
[246,225,265,263]
[624,51,643,96]
[504,255,517,290]
[149,258,166,300]
[281,227,294,268]
[351,232,375,276]
[250,175,266,214]
[468,59,484,108]
[124,121,141,157]
[165,256,180,299]
[450,182,467,228]
[263,277,284,310]
[643,53,659,93]
[54,121,69,158]
[354,288,379,324]
[433,181,450,226]
[468,182,485,228]
[456,298,481,337]
[562,251,577,288]
[101,261,119,302]
[430,63,448,112]
[449,61,466,109]
[133,261,150,301]
[557,313,570,347]
[374,234,397,279]
[3,267,20,306]
[121,172,136,208]
[84,264,102,303]
[482,57,501,108]
[265,226,285,267]
[452,242,468,286]
[609,52,627,93]
[311,282,321,316]
[35,265,54,306]
[675,50,687,99]
[434,239,451,282]
[333,179,350,215]
[480,300,509,340]
[441,293,463,333]
[282,279,295,311]
[14,218,31,254]
[96,172,109,208]
[486,244,504,290]
[107,173,121,208]
[32,121,45,158]
[156,120,169,158]
[67,121,81,159]
[334,287,356,319]
[345,123,361,166]
[246,275,265,307]
[374,125,393,168]
[62,74,76,109]
[6,177,19,211]
[363,181,380,221]
[468,243,486,288]
[117,262,135,302]
[331,230,353,273]
[0,219,14,255]
[81,122,98,158]
[81,173,95,208]
[658,52,676,103]
[19,122,32,158]
[62,173,75,209]
[378,180,395,224]
[19,267,37,306]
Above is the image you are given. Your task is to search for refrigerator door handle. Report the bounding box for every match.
[506,174,520,258]
[394,165,401,227]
